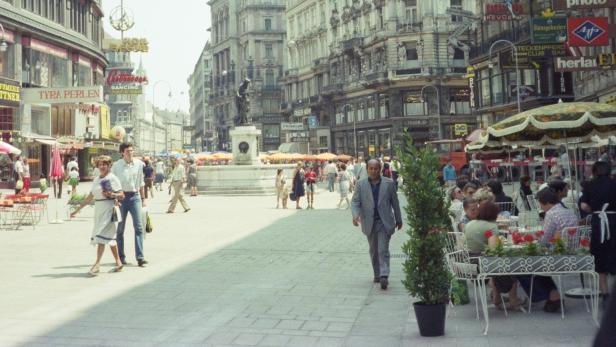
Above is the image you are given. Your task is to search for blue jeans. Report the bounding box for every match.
[116,193,144,261]
[327,173,336,192]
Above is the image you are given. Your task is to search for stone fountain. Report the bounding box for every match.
[197,79,294,195]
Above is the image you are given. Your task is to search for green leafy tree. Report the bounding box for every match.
[398,135,452,305]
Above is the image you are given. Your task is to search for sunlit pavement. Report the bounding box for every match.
[0,182,598,347]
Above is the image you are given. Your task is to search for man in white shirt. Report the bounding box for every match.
[167,157,190,213]
[111,143,148,267]
[66,156,79,172]
[13,156,23,193]
[325,160,338,192]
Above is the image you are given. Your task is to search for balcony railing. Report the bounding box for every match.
[341,36,363,52]
[470,22,531,59]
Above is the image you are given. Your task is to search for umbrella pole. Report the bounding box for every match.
[49,178,64,224]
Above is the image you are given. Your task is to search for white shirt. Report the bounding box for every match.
[23,163,30,177]
[325,163,337,175]
[170,164,186,182]
[155,161,165,174]
[67,160,79,172]
[111,158,145,193]
[14,160,23,174]
[68,171,79,179]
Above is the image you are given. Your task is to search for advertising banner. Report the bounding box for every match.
[554,54,616,71]
[281,122,305,131]
[22,86,104,104]
[567,17,609,46]
[531,17,568,44]
[553,0,616,10]
[0,78,21,108]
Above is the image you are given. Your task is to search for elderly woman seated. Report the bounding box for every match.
[465,201,524,311]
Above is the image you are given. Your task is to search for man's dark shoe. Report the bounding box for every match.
[380,276,388,290]
[373,277,380,283]
[138,259,148,267]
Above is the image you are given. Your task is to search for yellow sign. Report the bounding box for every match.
[0,78,21,107]
[465,66,475,79]
[454,124,468,137]
[110,38,149,52]
[368,145,375,155]
[100,105,111,140]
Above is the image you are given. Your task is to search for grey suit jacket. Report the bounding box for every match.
[351,177,402,236]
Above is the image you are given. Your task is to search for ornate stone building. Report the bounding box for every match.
[282,0,479,157]
[188,41,216,152]
[208,0,286,151]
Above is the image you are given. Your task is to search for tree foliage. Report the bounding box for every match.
[398,134,452,305]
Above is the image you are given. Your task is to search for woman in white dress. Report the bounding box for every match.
[337,163,351,209]
[71,155,125,276]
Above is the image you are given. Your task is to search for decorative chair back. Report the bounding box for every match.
[445,232,467,254]
[495,201,516,216]
[560,225,591,250]
[446,250,478,280]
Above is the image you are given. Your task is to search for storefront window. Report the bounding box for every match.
[367,98,375,120]
[26,48,68,87]
[491,66,503,104]
[262,124,280,140]
[73,63,92,86]
[450,88,471,114]
[478,69,491,107]
[379,95,389,119]
[378,129,391,156]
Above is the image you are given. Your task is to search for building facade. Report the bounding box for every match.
[208,0,286,152]
[0,0,107,183]
[188,41,216,152]
[281,0,479,157]
[468,0,575,128]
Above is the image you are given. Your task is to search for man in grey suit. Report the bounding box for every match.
[352,159,402,290]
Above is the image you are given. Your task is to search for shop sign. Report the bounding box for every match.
[308,116,318,129]
[293,108,311,117]
[109,38,149,52]
[531,17,568,44]
[553,0,616,10]
[567,17,609,46]
[0,78,21,108]
[57,103,101,113]
[484,2,525,21]
[108,85,143,95]
[554,54,616,71]
[22,86,103,104]
[281,122,304,131]
[291,131,309,142]
[468,72,476,109]
[515,44,566,58]
[106,70,148,85]
[499,50,537,70]
[454,124,468,137]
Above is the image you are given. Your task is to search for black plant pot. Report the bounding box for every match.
[413,302,446,337]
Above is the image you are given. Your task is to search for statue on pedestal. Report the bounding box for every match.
[234,78,251,126]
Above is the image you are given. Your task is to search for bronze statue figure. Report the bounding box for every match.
[234,78,251,126]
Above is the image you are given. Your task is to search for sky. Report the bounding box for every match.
[102,0,211,113]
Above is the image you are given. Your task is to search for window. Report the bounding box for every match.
[265,69,275,87]
[265,18,272,31]
[319,136,328,148]
[406,47,418,60]
[265,44,273,59]
[404,92,423,116]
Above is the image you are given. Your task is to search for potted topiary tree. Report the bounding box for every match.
[398,135,452,337]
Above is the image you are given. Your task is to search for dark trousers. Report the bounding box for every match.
[518,275,557,302]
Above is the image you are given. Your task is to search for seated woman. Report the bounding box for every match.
[516,188,574,313]
[457,197,478,233]
[465,202,523,310]
[473,187,495,205]
[519,175,533,211]
[487,180,518,216]
[448,186,464,222]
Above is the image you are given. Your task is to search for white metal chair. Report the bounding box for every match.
[496,201,517,216]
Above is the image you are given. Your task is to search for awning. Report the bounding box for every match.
[34,138,58,146]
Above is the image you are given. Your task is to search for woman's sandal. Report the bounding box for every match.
[111,265,124,273]
[88,265,100,276]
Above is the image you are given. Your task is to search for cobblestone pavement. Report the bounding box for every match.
[0,183,599,346]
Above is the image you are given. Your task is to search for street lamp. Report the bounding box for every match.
[420,85,442,140]
[341,103,357,158]
[152,80,173,156]
[488,39,522,114]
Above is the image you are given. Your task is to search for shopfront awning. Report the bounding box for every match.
[34,138,58,146]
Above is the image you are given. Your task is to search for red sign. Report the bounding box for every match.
[106,70,148,86]
[484,2,525,21]
[567,17,609,46]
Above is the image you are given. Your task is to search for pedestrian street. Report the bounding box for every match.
[0,183,599,347]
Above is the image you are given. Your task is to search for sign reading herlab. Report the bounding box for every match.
[554,54,616,71]
[22,86,103,104]
[553,0,616,10]
[0,78,21,108]
[568,17,609,46]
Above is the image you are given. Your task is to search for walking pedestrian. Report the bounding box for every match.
[351,159,402,290]
[67,166,79,195]
[391,156,400,190]
[443,159,457,187]
[71,155,125,276]
[325,160,337,192]
[111,143,148,267]
[154,159,165,191]
[22,157,31,193]
[305,166,317,209]
[167,157,190,213]
[275,169,288,209]
[291,162,305,209]
[187,159,198,196]
[143,160,155,198]
[13,155,24,194]
[337,163,351,209]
